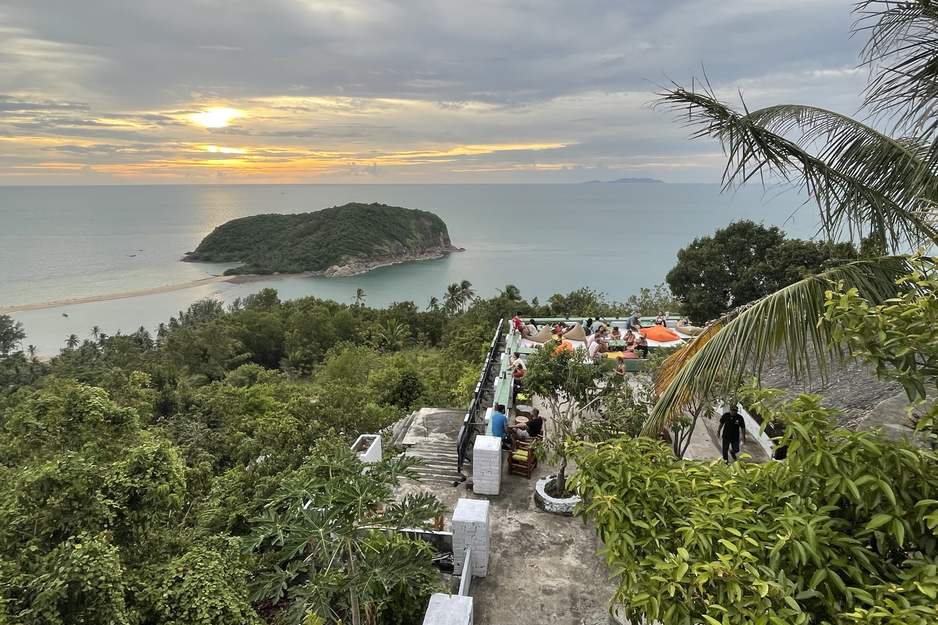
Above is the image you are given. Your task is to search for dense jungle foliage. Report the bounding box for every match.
[0,281,670,625]
[184,203,455,275]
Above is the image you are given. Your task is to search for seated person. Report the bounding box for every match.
[583,318,594,336]
[522,319,539,337]
[511,314,523,333]
[634,335,649,358]
[588,337,604,360]
[508,352,526,378]
[610,326,621,340]
[587,338,602,360]
[490,404,511,449]
[623,330,635,346]
[655,311,667,327]
[591,318,608,334]
[614,356,628,376]
[626,312,643,333]
[508,407,544,440]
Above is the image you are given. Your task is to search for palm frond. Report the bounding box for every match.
[642,256,916,436]
[655,88,938,250]
[857,0,938,134]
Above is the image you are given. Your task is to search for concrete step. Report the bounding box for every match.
[389,410,419,448]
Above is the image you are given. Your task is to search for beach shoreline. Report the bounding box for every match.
[0,276,233,314]
[0,250,462,314]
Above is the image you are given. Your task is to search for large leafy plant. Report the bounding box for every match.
[248,441,445,625]
[571,393,938,625]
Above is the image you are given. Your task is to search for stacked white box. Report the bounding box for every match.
[422,593,473,625]
[472,435,502,495]
[452,498,490,577]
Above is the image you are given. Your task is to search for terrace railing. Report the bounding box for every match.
[455,319,505,473]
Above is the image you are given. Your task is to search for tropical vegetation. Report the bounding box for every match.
[645,0,938,433]
[564,3,938,624]
[666,220,866,324]
[0,277,668,624]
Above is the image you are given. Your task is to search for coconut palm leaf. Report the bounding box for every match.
[642,256,916,435]
[655,89,938,250]
[858,0,938,134]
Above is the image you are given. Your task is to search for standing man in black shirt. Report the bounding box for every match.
[718,404,747,464]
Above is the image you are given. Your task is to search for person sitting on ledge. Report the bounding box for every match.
[491,403,512,449]
[511,313,523,333]
[508,352,526,378]
[655,311,667,327]
[508,407,544,440]
[522,319,538,337]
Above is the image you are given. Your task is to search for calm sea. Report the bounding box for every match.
[0,183,819,355]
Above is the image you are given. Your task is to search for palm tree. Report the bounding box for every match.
[65,334,79,350]
[459,280,475,310]
[135,326,154,350]
[643,1,938,434]
[90,325,100,340]
[353,288,366,307]
[426,296,440,311]
[497,284,522,301]
[443,283,462,315]
[26,345,37,360]
[374,318,410,351]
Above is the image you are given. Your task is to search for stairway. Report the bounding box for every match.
[402,439,465,488]
[387,408,467,489]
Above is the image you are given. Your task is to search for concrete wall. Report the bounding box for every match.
[472,435,501,495]
[423,593,472,625]
[452,498,490,577]
[351,434,382,463]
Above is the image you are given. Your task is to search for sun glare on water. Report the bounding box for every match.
[191,108,242,128]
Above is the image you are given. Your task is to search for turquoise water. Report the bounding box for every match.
[0,184,818,354]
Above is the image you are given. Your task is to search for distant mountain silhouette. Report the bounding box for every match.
[584,177,664,184]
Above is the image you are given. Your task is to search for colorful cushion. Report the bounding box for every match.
[640,326,681,342]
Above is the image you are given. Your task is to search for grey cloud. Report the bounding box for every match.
[1,0,863,109]
[0,0,877,182]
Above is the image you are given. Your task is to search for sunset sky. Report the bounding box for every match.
[1,0,869,184]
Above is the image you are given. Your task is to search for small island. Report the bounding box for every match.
[184,202,462,277]
[584,177,664,184]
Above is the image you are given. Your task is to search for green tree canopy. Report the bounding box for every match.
[666,220,859,324]
[0,315,26,356]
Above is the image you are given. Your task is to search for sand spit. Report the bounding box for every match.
[0,276,231,314]
[1,248,462,314]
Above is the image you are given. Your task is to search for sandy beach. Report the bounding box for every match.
[0,276,232,314]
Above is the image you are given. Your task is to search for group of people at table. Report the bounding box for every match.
[512,312,669,370]
[490,403,543,450]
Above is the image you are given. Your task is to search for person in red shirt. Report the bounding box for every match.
[511,313,523,333]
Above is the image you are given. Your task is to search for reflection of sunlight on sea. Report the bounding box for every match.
[2,183,819,355]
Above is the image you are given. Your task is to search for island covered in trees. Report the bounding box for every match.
[184,202,462,276]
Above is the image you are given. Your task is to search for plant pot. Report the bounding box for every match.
[534,475,581,516]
